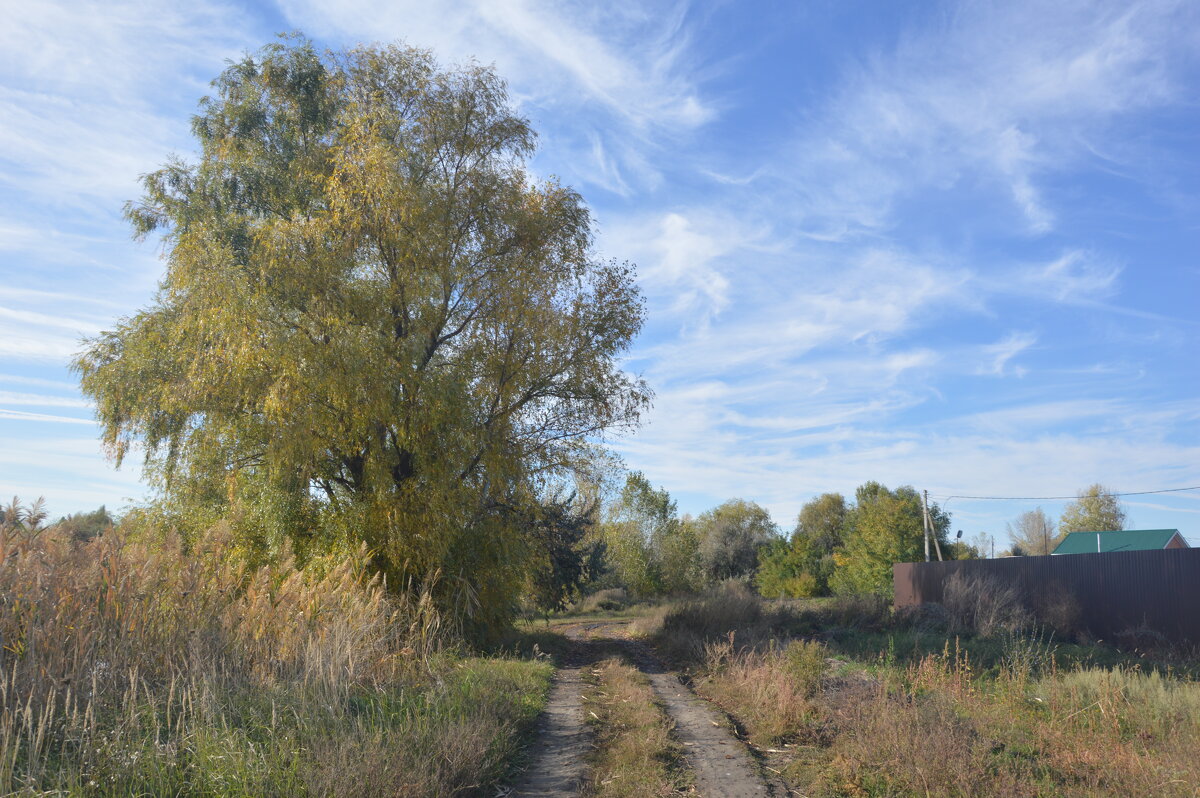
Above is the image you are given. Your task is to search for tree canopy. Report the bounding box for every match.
[1058,484,1127,534]
[757,492,846,598]
[1006,507,1062,555]
[74,38,648,633]
[830,483,950,596]
[694,499,778,583]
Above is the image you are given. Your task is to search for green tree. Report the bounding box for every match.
[792,492,847,593]
[524,490,603,614]
[52,506,115,542]
[599,472,676,597]
[657,513,703,595]
[1005,507,1062,555]
[830,483,950,596]
[695,499,778,583]
[73,38,648,635]
[755,538,818,598]
[1058,484,1127,533]
[946,540,982,559]
[756,492,846,598]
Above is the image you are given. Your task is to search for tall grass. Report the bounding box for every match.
[652,587,1200,797]
[0,507,549,796]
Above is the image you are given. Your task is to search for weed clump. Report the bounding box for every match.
[942,571,1029,637]
[651,582,802,665]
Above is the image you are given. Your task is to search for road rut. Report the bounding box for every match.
[506,620,776,798]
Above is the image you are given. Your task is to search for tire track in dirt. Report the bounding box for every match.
[507,640,596,797]
[508,619,778,798]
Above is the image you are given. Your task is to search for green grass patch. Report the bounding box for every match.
[6,657,552,797]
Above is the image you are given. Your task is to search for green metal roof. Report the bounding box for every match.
[1052,529,1183,555]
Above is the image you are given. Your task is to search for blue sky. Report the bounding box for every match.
[2,0,1198,547]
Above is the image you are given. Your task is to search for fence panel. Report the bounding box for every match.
[893,548,1200,644]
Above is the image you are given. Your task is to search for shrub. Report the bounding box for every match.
[652,582,799,665]
[894,601,951,633]
[942,571,1028,636]
[784,639,827,699]
[826,592,892,630]
[1030,583,1084,639]
[575,587,630,613]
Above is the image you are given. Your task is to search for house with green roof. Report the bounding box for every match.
[1052,529,1189,555]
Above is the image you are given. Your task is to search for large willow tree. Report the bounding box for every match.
[75,38,648,633]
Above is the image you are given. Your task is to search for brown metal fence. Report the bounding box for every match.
[893,548,1200,644]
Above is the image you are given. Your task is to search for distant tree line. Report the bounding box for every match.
[537,479,1135,606]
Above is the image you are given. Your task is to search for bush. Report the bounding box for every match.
[942,572,1028,637]
[653,582,800,665]
[826,593,892,630]
[1030,582,1084,639]
[575,587,630,613]
[784,639,827,699]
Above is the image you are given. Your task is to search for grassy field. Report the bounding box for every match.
[644,585,1200,798]
[0,523,552,797]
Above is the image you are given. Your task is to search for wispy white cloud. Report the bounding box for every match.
[979,331,1036,376]
[0,2,255,210]
[276,0,714,195]
[0,307,105,336]
[780,0,1194,236]
[605,210,763,325]
[0,374,78,391]
[635,244,967,382]
[0,435,147,517]
[1017,250,1122,302]
[283,0,712,130]
[0,409,93,425]
[0,333,84,363]
[618,400,1200,528]
[0,391,89,409]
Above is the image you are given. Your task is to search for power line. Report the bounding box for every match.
[935,485,1200,503]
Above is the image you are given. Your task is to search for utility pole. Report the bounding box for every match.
[923,503,930,562]
[922,490,943,562]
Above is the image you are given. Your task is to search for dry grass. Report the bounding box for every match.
[0,508,551,796]
[648,582,803,665]
[697,637,827,748]
[942,571,1029,637]
[582,657,690,798]
[656,588,1200,798]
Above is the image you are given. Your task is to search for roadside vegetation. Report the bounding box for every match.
[0,500,550,796]
[643,583,1200,798]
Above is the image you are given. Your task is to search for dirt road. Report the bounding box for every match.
[506,620,777,798]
